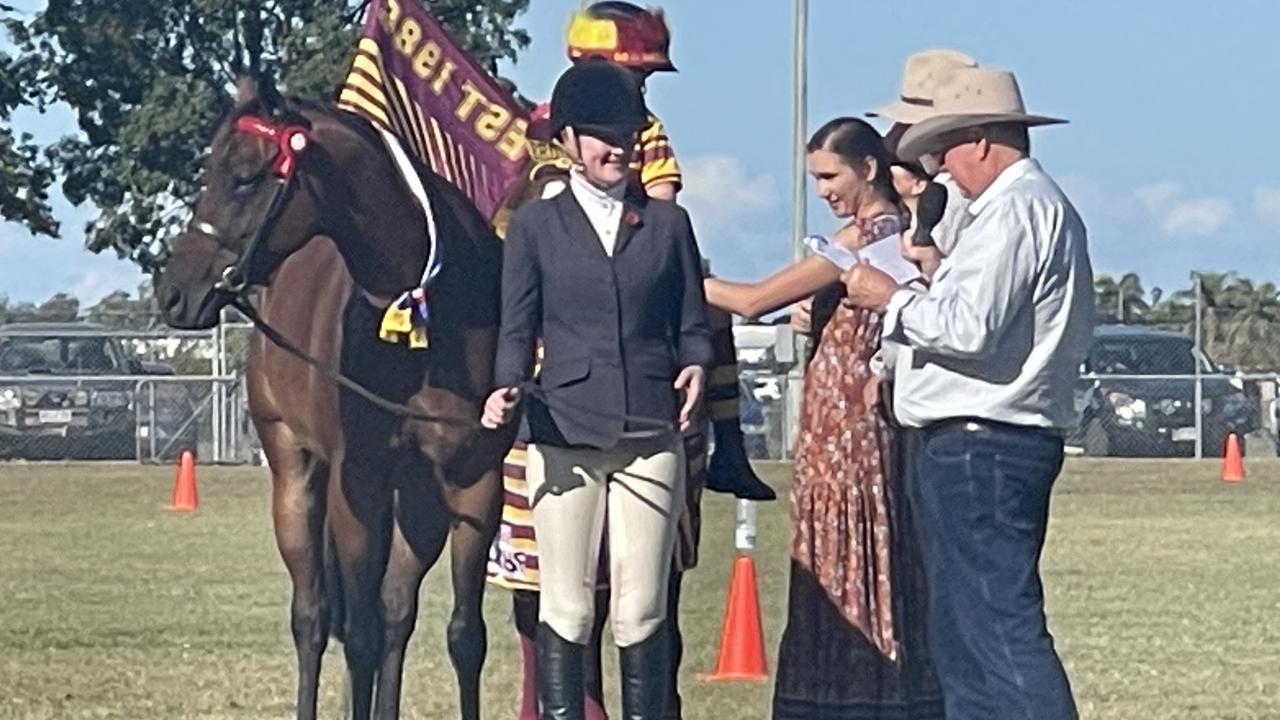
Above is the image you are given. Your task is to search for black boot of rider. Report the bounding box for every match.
[619,631,671,720]
[537,623,586,720]
[705,418,776,501]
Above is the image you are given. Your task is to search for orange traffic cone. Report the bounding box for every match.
[699,554,769,683]
[1221,433,1244,484]
[170,449,198,511]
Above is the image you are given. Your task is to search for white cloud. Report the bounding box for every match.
[677,155,790,281]
[1253,185,1280,230]
[1133,182,1232,237]
[679,155,780,238]
[1160,197,1232,236]
[1135,181,1181,216]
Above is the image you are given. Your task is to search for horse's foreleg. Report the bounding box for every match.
[374,465,450,720]
[261,421,329,720]
[329,448,395,720]
[442,464,504,720]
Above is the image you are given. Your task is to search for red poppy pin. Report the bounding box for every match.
[625,209,643,228]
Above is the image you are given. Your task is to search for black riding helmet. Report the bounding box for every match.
[549,59,648,149]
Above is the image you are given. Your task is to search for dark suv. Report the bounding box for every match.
[0,323,196,460]
[1071,325,1255,457]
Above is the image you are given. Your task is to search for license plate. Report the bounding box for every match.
[1171,427,1197,442]
[37,409,73,424]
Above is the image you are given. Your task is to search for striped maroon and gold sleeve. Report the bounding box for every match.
[631,114,682,192]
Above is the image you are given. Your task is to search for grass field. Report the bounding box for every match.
[1,459,1278,719]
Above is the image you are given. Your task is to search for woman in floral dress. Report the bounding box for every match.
[704,117,943,719]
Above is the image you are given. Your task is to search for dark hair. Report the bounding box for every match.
[806,117,899,205]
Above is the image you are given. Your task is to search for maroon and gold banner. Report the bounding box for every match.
[338,0,530,222]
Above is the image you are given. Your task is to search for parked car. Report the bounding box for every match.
[0,323,197,460]
[1070,325,1256,457]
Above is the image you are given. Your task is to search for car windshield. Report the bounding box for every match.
[0,337,120,373]
[1090,338,1197,375]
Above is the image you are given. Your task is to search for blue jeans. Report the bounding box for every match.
[910,420,1078,720]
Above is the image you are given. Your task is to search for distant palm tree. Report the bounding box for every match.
[1094,272,1151,323]
[1170,272,1280,370]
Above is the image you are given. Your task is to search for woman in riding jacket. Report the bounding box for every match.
[481,60,712,720]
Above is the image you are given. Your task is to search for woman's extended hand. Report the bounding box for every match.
[480,386,521,429]
[791,296,814,335]
[674,365,706,432]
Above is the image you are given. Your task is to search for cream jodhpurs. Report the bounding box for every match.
[525,437,685,647]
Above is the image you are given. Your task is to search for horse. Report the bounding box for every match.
[153,78,514,720]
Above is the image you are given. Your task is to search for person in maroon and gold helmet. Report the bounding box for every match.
[566,1,682,200]
[484,6,772,720]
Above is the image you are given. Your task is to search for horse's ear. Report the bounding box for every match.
[234,72,283,114]
[235,75,260,107]
[258,75,285,117]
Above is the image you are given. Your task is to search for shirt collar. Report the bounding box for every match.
[570,168,626,210]
[967,158,1040,216]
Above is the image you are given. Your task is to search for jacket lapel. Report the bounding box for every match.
[554,190,609,259]
[612,184,648,257]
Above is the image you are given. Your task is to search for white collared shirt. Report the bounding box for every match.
[930,172,971,256]
[884,158,1095,430]
[569,169,626,256]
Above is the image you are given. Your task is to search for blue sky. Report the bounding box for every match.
[3,0,1279,305]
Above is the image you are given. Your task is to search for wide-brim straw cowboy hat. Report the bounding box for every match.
[897,67,1067,162]
[867,49,978,125]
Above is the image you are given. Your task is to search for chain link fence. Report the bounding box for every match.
[5,310,1277,464]
[0,316,261,464]
[731,320,1280,461]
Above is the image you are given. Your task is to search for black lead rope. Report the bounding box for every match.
[231,296,677,437]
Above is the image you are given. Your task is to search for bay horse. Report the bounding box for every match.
[153,79,514,720]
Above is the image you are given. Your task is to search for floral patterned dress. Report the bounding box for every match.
[773,214,944,720]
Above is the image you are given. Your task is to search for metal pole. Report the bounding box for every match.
[791,0,808,266]
[735,498,758,554]
[215,311,226,463]
[783,0,808,461]
[1194,273,1203,459]
[150,381,158,461]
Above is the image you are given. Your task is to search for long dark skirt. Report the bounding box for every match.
[772,430,944,720]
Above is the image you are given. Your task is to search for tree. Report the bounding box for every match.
[0,292,79,323]
[85,287,159,330]
[0,6,58,236]
[9,0,530,266]
[1093,272,1151,324]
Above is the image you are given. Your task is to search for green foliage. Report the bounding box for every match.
[7,0,529,265]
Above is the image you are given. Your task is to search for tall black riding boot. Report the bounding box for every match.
[537,623,585,720]
[706,418,776,501]
[619,631,671,720]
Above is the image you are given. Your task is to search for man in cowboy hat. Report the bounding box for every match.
[868,48,976,259]
[842,66,1093,720]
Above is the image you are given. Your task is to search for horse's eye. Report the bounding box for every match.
[231,171,264,193]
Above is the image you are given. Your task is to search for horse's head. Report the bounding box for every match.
[155,77,325,329]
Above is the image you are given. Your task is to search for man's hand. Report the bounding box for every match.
[674,365,705,432]
[791,297,814,335]
[841,262,898,312]
[481,387,521,429]
[901,233,944,279]
[862,375,882,413]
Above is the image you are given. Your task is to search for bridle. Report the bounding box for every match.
[187,114,312,295]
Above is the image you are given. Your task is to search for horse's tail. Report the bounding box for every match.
[323,517,346,644]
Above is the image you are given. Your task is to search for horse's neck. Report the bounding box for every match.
[312,113,432,296]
